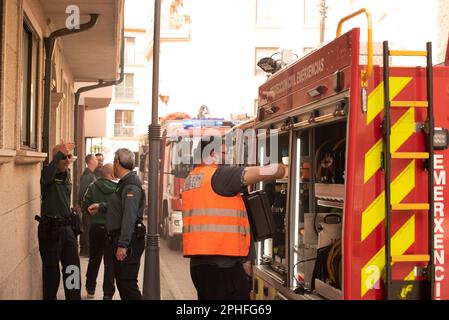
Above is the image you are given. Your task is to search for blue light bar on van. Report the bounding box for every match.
[182,119,227,129]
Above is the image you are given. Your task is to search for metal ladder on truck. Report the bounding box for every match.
[383,41,435,300]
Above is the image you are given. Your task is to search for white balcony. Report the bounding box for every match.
[114,123,138,137]
[114,87,140,101]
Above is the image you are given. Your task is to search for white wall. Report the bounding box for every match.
[100,0,154,162]
[326,0,438,65]
[157,0,316,119]
[154,0,440,121]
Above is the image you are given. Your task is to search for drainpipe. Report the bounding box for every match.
[42,14,99,162]
[72,24,125,204]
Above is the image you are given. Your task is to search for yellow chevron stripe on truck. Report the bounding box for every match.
[364,108,415,183]
[361,76,418,299]
[361,160,415,241]
[404,270,415,281]
[367,77,412,125]
[361,215,415,297]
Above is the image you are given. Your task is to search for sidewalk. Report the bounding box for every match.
[57,241,196,300]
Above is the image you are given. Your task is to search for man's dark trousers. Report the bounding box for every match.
[79,211,90,256]
[38,224,81,300]
[190,263,250,300]
[86,224,115,296]
[112,235,145,300]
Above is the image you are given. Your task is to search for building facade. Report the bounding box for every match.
[438,0,449,63]
[85,0,153,164]
[144,0,343,119]
[0,0,123,299]
[142,0,441,121]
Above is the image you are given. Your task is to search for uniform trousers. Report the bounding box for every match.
[38,224,81,300]
[190,263,250,300]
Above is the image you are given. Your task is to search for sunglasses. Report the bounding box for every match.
[61,154,72,160]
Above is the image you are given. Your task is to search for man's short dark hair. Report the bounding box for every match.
[95,153,103,157]
[85,154,96,164]
[196,135,223,157]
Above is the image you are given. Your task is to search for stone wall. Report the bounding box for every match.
[0,0,76,299]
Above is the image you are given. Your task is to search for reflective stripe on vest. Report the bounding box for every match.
[183,224,250,234]
[181,165,250,257]
[183,208,247,219]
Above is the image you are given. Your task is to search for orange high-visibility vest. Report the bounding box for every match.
[181,165,250,257]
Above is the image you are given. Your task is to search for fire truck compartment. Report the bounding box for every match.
[253,112,347,299]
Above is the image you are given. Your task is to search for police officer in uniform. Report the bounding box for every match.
[182,137,287,300]
[88,148,146,300]
[38,141,81,300]
[94,153,105,178]
[78,154,98,256]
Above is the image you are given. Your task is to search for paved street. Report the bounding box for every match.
[57,238,196,300]
[158,237,197,300]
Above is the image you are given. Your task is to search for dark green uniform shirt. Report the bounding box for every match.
[78,168,96,205]
[100,171,145,248]
[94,167,103,179]
[40,151,72,218]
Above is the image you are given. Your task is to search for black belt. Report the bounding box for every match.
[35,215,71,227]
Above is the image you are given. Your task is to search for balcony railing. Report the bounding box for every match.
[114,87,139,100]
[125,52,135,64]
[114,123,136,137]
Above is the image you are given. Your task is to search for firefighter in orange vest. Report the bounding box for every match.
[182,136,287,300]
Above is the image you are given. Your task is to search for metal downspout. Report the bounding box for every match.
[72,17,125,206]
[42,14,99,162]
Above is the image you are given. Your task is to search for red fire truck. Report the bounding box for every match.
[155,115,240,249]
[241,9,449,300]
